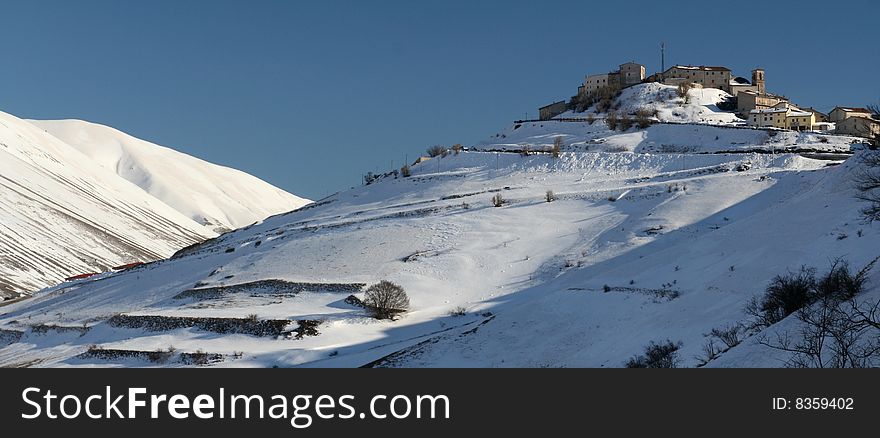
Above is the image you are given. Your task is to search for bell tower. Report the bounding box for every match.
[752,68,765,94]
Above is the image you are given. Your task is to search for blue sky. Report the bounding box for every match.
[1,0,877,199]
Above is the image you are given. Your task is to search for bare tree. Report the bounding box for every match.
[855,151,880,222]
[605,111,619,131]
[426,145,448,158]
[677,82,694,102]
[545,190,556,203]
[364,281,410,320]
[756,257,880,368]
[635,108,653,129]
[492,193,504,207]
[551,136,563,158]
[618,114,634,131]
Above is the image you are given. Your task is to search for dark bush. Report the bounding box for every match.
[449,306,467,317]
[400,164,411,178]
[364,280,410,320]
[709,324,744,349]
[815,259,865,301]
[426,145,448,158]
[625,340,682,368]
[748,260,870,329]
[746,266,816,328]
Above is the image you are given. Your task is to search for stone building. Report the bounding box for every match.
[619,62,646,88]
[582,62,645,94]
[828,107,874,123]
[584,73,612,94]
[539,100,567,121]
[660,65,732,90]
[834,115,880,139]
[737,90,788,117]
[748,103,814,131]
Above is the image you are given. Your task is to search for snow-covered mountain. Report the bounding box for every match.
[30,119,310,232]
[1,84,876,368]
[0,110,309,299]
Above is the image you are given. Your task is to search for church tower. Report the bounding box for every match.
[752,68,765,94]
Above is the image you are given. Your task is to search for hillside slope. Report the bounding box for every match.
[0,111,213,297]
[31,119,311,232]
[0,133,875,367]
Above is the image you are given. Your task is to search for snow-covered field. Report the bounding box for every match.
[0,111,309,298]
[1,142,876,367]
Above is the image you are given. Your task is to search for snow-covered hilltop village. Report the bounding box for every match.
[537,60,879,139]
[2,55,879,368]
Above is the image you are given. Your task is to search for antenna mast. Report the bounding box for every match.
[660,42,666,75]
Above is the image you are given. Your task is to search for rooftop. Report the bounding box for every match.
[833,106,872,113]
[669,65,731,72]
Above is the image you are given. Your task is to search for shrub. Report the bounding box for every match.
[625,340,682,368]
[363,280,410,320]
[696,339,721,366]
[709,324,744,349]
[426,145,448,158]
[677,82,694,100]
[551,136,563,158]
[400,164,411,178]
[757,257,880,368]
[147,347,176,364]
[605,111,619,131]
[451,144,464,155]
[585,113,596,125]
[635,108,653,129]
[449,306,467,317]
[814,259,865,301]
[618,115,633,131]
[747,260,869,329]
[856,151,880,222]
[545,190,556,203]
[746,266,817,328]
[492,193,504,207]
[363,172,378,185]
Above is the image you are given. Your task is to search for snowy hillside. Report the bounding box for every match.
[1,138,877,367]
[31,119,310,232]
[0,111,212,298]
[0,111,311,299]
[481,120,860,154]
[1,81,875,368]
[555,83,742,125]
[481,83,861,154]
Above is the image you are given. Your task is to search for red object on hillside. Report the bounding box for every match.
[112,262,144,271]
[64,272,100,282]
